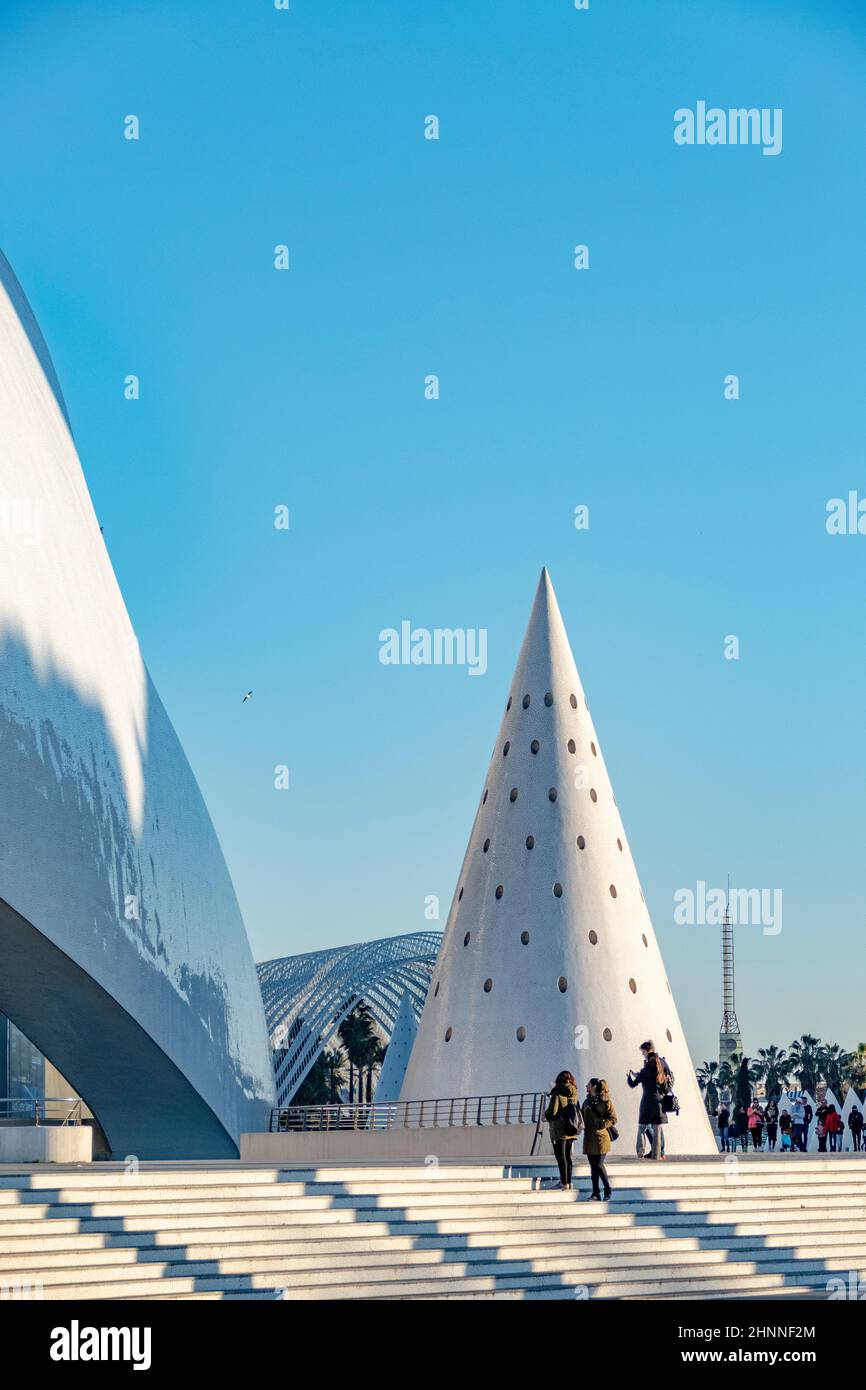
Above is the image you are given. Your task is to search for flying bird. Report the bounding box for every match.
[242,691,253,703]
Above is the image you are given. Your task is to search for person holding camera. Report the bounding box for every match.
[627,1040,667,1160]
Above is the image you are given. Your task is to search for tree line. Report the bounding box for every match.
[292,1001,387,1105]
[697,1036,866,1113]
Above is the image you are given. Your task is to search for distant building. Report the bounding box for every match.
[258,933,441,1106]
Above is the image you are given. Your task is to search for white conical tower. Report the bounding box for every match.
[400,570,716,1154]
[375,992,419,1102]
[840,1086,860,1152]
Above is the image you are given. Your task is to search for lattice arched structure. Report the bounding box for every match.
[257,933,442,1105]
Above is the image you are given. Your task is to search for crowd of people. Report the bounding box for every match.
[714,1096,863,1152]
[545,1041,864,1200]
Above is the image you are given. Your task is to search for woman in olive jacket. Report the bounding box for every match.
[581,1078,617,1201]
[545,1070,581,1189]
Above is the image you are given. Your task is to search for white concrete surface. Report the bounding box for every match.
[240,1122,546,1164]
[0,1126,92,1163]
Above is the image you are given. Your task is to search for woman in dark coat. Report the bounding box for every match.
[545,1070,581,1190]
[734,1103,750,1151]
[627,1040,667,1160]
[764,1098,779,1150]
[581,1078,617,1201]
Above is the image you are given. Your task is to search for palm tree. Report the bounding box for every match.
[716,1059,735,1100]
[373,1041,387,1100]
[753,1046,789,1099]
[338,1013,363,1103]
[725,1053,760,1087]
[819,1042,851,1100]
[789,1034,821,1095]
[292,1053,330,1105]
[357,1036,385,1103]
[355,1003,379,1102]
[847,1042,866,1099]
[321,1047,347,1103]
[696,1061,721,1114]
[338,1003,377,1103]
[735,1057,752,1111]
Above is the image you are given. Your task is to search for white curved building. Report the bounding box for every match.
[0,251,275,1157]
[401,570,716,1154]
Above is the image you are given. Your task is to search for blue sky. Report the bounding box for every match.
[1,0,864,1068]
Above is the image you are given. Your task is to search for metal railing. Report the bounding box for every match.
[0,1097,83,1127]
[269,1091,546,1133]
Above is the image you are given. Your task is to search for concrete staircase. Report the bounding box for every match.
[0,1154,863,1300]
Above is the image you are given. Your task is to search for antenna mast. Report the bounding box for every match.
[719,875,742,1068]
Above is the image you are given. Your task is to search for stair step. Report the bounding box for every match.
[9,1241,866,1291]
[2,1159,862,1300]
[3,1213,864,1259]
[6,1234,866,1273]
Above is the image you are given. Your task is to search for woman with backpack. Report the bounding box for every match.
[582,1077,617,1201]
[734,1102,750,1152]
[545,1070,582,1190]
[627,1040,666,1160]
[849,1106,864,1151]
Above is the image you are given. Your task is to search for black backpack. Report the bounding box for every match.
[545,1092,583,1137]
[659,1056,680,1115]
[560,1100,582,1137]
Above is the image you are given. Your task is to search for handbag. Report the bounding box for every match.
[607,1124,619,1142]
